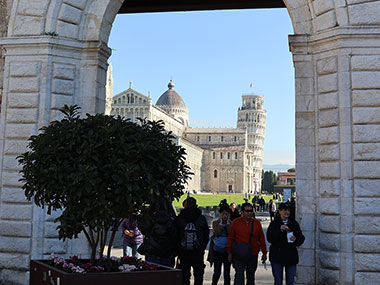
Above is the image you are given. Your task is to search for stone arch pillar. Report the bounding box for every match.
[288,1,380,284]
[0,1,124,283]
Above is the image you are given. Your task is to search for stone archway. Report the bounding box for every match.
[1,0,380,283]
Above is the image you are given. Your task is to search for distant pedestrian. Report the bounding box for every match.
[259,197,265,212]
[268,199,277,221]
[176,197,210,285]
[227,203,267,285]
[288,197,296,220]
[229,202,240,221]
[266,203,305,285]
[252,196,258,212]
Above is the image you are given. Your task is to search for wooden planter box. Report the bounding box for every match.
[30,260,182,285]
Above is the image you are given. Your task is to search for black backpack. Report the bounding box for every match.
[142,211,177,257]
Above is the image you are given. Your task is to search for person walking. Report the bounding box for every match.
[259,197,266,212]
[139,202,178,267]
[227,203,267,285]
[251,196,258,212]
[176,197,210,285]
[268,199,277,221]
[288,197,296,220]
[208,204,232,285]
[229,202,240,221]
[266,203,305,285]
[121,215,143,258]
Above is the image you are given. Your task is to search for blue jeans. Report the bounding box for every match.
[271,263,297,285]
[123,241,141,258]
[212,251,231,285]
[233,254,258,285]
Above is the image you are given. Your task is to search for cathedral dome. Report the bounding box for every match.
[156,80,186,107]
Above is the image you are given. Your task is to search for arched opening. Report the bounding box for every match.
[5,0,380,284]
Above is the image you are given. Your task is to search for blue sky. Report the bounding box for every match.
[108,8,295,165]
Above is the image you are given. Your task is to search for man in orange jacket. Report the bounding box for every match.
[227,203,267,285]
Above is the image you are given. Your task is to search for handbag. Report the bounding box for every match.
[231,219,254,262]
[213,235,228,253]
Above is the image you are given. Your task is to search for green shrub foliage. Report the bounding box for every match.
[18,105,191,261]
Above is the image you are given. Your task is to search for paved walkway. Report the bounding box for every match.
[110,212,275,284]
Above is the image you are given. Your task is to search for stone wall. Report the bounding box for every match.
[0,0,10,109]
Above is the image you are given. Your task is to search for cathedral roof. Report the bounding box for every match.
[156,80,186,107]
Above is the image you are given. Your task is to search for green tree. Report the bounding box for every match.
[18,105,191,262]
[288,168,296,172]
[262,170,277,193]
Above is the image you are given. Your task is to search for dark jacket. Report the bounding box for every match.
[266,216,305,265]
[176,207,210,253]
[230,209,240,221]
[141,210,179,258]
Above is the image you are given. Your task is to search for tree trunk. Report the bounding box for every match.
[83,227,98,264]
[107,218,122,258]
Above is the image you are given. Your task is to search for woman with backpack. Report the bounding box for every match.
[208,204,232,285]
[139,201,179,267]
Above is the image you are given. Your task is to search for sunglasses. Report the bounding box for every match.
[244,209,253,212]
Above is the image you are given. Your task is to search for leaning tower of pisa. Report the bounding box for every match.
[236,94,267,193]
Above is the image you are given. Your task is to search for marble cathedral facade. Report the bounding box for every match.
[107,71,266,194]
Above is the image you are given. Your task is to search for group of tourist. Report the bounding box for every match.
[251,196,266,212]
[120,196,305,285]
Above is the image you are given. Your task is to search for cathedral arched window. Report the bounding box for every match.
[220,153,223,159]
[227,152,230,159]
[208,136,211,142]
[214,170,218,178]
[197,136,200,142]
[221,136,224,142]
[213,152,215,159]
[235,152,238,159]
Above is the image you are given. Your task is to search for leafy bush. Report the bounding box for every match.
[18,105,191,261]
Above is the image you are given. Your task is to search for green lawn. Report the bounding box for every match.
[173,193,282,208]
